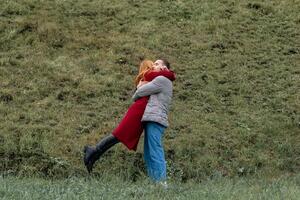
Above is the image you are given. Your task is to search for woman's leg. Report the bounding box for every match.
[83,134,119,173]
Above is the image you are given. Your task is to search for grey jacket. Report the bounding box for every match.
[132,76,173,127]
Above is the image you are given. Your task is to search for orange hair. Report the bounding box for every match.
[134,60,153,86]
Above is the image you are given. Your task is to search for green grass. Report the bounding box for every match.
[0,0,299,180]
[0,174,299,200]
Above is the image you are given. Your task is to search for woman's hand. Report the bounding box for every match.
[137,80,148,89]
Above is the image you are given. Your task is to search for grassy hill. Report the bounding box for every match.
[0,0,299,181]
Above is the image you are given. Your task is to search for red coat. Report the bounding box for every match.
[112,70,176,151]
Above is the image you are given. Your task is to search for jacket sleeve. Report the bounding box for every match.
[132,76,164,101]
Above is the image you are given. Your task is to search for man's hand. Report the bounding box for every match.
[160,66,169,70]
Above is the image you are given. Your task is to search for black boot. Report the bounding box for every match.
[83,134,119,173]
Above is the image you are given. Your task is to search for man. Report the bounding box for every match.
[132,59,174,187]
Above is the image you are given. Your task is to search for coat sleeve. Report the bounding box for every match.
[132,76,164,101]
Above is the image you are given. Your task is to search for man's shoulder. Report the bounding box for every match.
[153,75,172,84]
[152,76,173,92]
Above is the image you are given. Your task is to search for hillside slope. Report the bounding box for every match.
[0,0,299,180]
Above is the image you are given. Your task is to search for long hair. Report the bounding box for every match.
[134,60,153,86]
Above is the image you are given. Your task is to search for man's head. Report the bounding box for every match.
[153,59,171,70]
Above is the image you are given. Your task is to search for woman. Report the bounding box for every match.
[83,60,176,173]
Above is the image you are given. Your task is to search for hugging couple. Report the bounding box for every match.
[83,59,176,185]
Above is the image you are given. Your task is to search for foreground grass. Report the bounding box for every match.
[0,0,299,179]
[0,174,299,200]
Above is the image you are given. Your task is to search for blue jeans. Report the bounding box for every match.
[143,121,166,182]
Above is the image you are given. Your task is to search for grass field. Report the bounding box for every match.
[0,0,299,180]
[1,174,300,200]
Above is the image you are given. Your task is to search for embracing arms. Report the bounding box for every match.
[132,76,165,101]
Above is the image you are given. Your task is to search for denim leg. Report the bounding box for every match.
[144,129,150,172]
[144,122,166,182]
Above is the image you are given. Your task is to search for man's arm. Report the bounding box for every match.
[137,80,148,89]
[132,76,164,101]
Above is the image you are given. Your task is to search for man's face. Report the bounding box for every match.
[153,60,166,70]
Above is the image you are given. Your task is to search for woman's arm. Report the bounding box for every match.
[145,70,176,82]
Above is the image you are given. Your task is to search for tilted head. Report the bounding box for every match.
[153,59,171,70]
[134,60,154,86]
[139,60,154,73]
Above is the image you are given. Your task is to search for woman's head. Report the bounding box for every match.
[135,60,154,86]
[138,60,153,73]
